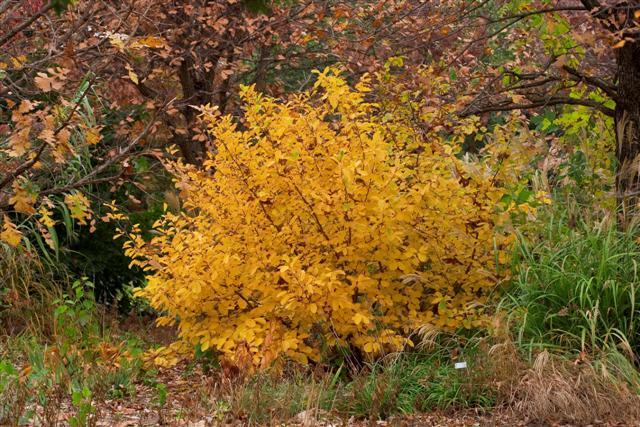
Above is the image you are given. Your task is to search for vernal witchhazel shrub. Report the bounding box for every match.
[117,68,515,369]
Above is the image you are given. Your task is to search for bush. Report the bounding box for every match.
[122,68,513,368]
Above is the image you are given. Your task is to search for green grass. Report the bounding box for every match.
[503,211,640,360]
[200,339,501,425]
[340,350,496,419]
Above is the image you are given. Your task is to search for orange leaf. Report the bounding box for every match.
[613,39,626,49]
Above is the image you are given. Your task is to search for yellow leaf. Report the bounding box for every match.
[38,204,56,228]
[85,127,102,145]
[126,64,139,85]
[352,312,370,326]
[108,34,126,52]
[363,342,378,353]
[134,36,166,49]
[64,192,92,225]
[9,183,37,215]
[10,55,26,68]
[1,216,22,247]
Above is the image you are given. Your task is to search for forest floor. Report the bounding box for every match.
[5,325,640,426]
[90,366,519,426]
[84,349,637,427]
[4,312,640,426]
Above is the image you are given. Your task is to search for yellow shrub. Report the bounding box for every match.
[124,68,512,368]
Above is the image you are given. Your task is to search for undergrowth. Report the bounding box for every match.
[193,338,508,425]
[504,209,640,361]
[0,248,152,426]
[3,203,640,426]
[0,247,63,336]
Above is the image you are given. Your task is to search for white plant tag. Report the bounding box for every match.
[454,361,467,369]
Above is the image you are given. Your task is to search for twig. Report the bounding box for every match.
[0,1,54,47]
[0,77,96,191]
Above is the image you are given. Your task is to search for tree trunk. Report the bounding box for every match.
[615,41,640,223]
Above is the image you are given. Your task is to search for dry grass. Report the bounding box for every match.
[0,247,64,337]
[476,330,640,425]
[508,350,640,424]
[4,329,640,426]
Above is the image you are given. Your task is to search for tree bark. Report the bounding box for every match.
[615,41,640,222]
[174,55,219,166]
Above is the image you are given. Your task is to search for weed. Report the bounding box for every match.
[69,385,97,427]
[0,269,150,425]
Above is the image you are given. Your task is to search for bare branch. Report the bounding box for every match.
[64,109,161,190]
[0,1,53,47]
[562,65,619,100]
[462,95,616,117]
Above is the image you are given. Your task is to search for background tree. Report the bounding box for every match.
[0,0,333,244]
[442,0,639,217]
